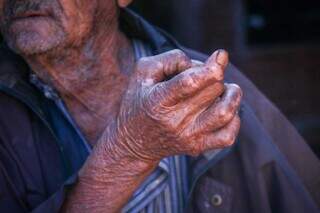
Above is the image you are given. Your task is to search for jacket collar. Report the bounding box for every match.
[120,8,181,54]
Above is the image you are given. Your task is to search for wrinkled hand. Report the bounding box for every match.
[113,49,242,162]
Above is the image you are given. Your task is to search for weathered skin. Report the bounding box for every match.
[0,0,242,212]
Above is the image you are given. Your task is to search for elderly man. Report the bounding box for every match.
[0,0,319,212]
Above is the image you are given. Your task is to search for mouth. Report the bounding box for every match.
[11,10,50,21]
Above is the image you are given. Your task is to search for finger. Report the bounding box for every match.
[200,114,240,151]
[204,49,229,81]
[172,54,227,114]
[149,82,224,132]
[191,83,242,134]
[179,82,224,118]
[156,51,228,106]
[206,49,229,68]
[136,49,192,85]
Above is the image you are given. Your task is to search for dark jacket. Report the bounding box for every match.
[0,9,319,213]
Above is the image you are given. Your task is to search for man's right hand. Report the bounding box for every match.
[108,49,242,163]
[64,49,242,213]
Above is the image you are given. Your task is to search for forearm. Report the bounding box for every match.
[62,130,157,213]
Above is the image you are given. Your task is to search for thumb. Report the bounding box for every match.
[204,49,229,81]
[136,49,192,85]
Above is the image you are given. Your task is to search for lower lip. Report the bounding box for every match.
[13,15,47,20]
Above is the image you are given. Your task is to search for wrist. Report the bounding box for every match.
[108,118,161,164]
[64,127,157,213]
[80,124,158,183]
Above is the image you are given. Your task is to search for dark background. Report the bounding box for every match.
[130,0,320,157]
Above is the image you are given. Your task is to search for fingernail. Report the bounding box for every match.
[216,50,228,68]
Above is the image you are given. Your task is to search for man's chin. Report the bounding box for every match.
[4,20,66,55]
[6,32,65,56]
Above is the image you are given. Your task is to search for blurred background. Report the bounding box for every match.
[130,0,320,157]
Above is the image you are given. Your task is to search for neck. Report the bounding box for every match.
[24,23,135,144]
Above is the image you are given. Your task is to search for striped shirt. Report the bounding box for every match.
[122,39,190,213]
[30,39,190,213]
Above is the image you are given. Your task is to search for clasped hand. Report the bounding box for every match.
[107,49,242,163]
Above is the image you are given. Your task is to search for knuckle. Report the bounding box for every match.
[175,49,189,61]
[228,83,243,98]
[137,57,164,72]
[218,108,233,123]
[227,135,237,146]
[136,57,151,71]
[170,49,186,58]
[220,133,236,147]
[237,87,244,99]
[137,56,151,66]
[169,49,191,69]
[226,85,243,110]
[228,83,241,89]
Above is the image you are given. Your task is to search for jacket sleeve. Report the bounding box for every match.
[0,152,78,213]
[190,103,320,212]
[0,90,87,213]
[224,63,320,205]
[185,47,320,208]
